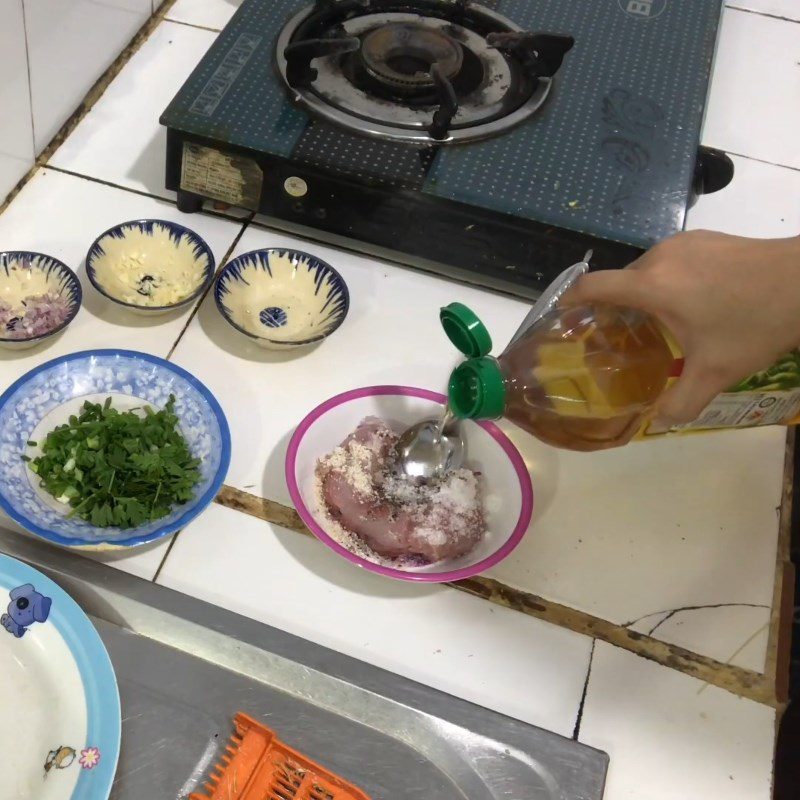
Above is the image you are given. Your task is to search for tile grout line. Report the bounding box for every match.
[152,530,180,583]
[42,165,251,227]
[621,602,771,631]
[19,0,37,158]
[725,4,800,24]
[162,16,225,34]
[571,639,596,741]
[165,217,253,361]
[721,150,800,174]
[211,484,777,706]
[764,427,795,704]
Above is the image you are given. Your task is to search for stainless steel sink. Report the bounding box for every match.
[0,529,608,799]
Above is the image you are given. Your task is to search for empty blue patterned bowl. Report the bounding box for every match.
[0,350,230,548]
[0,251,81,350]
[214,249,349,349]
[86,219,215,315]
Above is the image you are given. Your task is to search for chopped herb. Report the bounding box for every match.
[26,395,200,528]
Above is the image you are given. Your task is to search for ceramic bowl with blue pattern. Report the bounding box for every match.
[0,251,81,350]
[0,350,230,549]
[86,219,215,315]
[214,249,349,349]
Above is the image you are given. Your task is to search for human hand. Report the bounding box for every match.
[567,230,800,423]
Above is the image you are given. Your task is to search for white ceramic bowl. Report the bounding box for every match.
[0,252,81,350]
[85,219,215,315]
[286,386,533,582]
[215,249,349,349]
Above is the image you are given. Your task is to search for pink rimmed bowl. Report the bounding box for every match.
[285,386,534,583]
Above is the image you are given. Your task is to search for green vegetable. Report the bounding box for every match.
[26,395,200,528]
[730,351,800,392]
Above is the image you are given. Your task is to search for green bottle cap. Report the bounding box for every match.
[440,303,493,358]
[448,357,506,419]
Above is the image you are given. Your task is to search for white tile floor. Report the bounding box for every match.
[49,22,218,200]
[24,0,152,154]
[685,154,800,237]
[156,502,593,736]
[487,424,785,631]
[579,643,776,800]
[702,8,800,170]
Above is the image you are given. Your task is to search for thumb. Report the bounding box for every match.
[655,359,723,425]
[564,269,656,312]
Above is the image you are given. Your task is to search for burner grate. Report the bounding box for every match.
[276,1,574,143]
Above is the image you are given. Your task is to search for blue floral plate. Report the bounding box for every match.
[0,350,230,548]
[0,554,120,800]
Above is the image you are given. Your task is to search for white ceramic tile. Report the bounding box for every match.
[0,153,32,207]
[726,0,800,21]
[157,502,592,735]
[0,167,244,395]
[629,605,770,673]
[0,0,35,202]
[579,643,775,800]
[488,424,785,629]
[49,21,217,198]
[169,224,529,504]
[166,0,242,30]
[686,155,800,237]
[24,0,152,154]
[83,535,171,580]
[703,9,800,169]
[0,509,170,580]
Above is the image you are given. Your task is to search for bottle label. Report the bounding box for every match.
[638,350,800,437]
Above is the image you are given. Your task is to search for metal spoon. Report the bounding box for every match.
[395,407,465,480]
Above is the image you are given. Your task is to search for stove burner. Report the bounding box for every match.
[360,22,463,94]
[276,1,574,145]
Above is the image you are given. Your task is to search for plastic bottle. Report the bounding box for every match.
[441,258,679,452]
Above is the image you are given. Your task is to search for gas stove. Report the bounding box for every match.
[161,0,732,297]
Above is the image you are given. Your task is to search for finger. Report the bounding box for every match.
[564,269,658,312]
[654,359,725,425]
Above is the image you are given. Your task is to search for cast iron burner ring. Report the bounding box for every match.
[277,2,575,144]
[361,23,463,94]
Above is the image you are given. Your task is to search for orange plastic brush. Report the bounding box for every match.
[190,712,371,800]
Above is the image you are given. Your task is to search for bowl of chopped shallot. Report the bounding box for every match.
[0,251,81,350]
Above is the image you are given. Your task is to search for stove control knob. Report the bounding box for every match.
[284,176,308,198]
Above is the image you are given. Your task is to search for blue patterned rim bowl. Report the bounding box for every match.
[0,554,121,800]
[0,350,231,549]
[0,251,82,350]
[85,219,215,315]
[214,249,350,349]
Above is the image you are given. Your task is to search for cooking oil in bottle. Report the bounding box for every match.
[440,264,677,452]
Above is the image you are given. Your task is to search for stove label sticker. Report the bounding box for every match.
[189,33,262,117]
[180,143,263,209]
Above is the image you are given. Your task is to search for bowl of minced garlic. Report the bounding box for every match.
[85,219,215,315]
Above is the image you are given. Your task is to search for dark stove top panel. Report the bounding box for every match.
[162,0,724,249]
